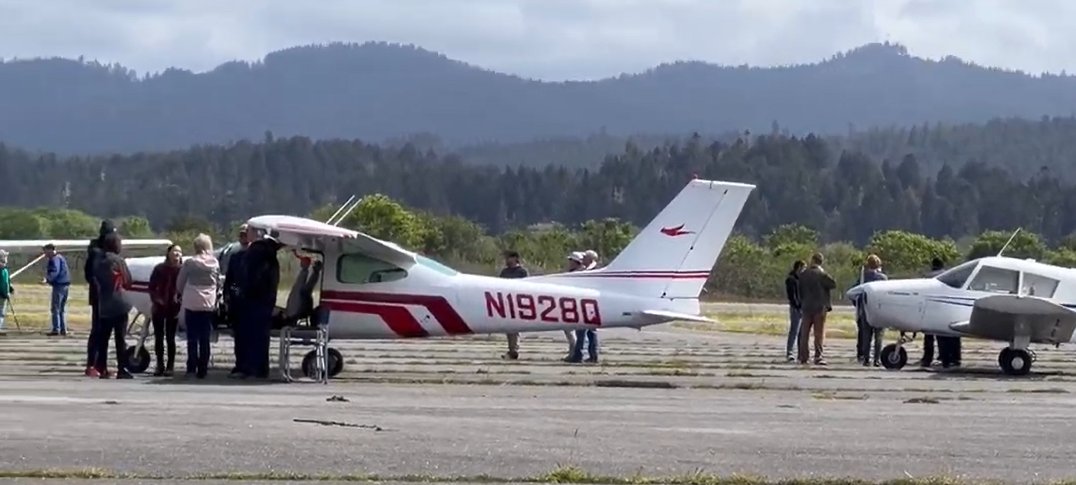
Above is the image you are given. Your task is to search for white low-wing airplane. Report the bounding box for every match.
[113,177,755,380]
[846,256,1076,376]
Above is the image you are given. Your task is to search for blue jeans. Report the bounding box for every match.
[569,328,598,361]
[786,306,801,356]
[185,310,214,377]
[50,285,69,333]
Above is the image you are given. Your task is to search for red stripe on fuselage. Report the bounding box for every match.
[321,290,473,336]
[320,300,429,338]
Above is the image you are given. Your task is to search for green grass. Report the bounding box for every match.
[675,313,859,339]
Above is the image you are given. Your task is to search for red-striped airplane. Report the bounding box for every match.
[17,177,755,379]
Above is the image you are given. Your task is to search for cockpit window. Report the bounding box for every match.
[968,265,1019,294]
[936,260,977,289]
[1022,272,1059,298]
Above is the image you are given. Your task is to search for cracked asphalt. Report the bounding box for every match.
[0,319,1072,483]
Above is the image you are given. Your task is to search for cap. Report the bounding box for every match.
[568,251,584,263]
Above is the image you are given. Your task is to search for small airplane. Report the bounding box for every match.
[846,253,1076,376]
[117,177,756,380]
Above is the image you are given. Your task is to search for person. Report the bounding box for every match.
[854,254,888,367]
[919,257,946,368]
[43,243,71,336]
[582,250,600,270]
[177,234,220,379]
[499,250,529,360]
[84,220,117,378]
[797,252,836,366]
[148,244,183,376]
[91,232,134,379]
[559,252,586,361]
[784,260,805,362]
[222,225,251,378]
[0,250,9,334]
[239,233,281,379]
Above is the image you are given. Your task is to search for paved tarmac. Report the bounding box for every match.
[0,320,1070,484]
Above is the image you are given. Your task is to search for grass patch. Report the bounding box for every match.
[0,465,996,484]
[903,397,941,404]
[1006,387,1070,394]
[676,314,858,339]
[811,391,869,400]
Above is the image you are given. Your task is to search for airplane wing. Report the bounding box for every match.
[246,215,416,266]
[0,239,173,253]
[948,294,1076,345]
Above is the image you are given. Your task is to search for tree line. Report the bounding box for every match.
[6,122,1076,248]
[1,201,1070,302]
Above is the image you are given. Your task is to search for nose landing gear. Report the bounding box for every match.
[879,331,915,370]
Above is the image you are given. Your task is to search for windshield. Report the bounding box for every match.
[416,255,459,276]
[935,259,979,289]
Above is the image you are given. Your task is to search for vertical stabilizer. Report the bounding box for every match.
[563,179,754,299]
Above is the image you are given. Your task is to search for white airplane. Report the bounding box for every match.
[846,255,1076,376]
[110,177,755,380]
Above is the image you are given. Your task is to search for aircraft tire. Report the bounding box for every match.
[327,348,344,377]
[999,347,1032,376]
[879,344,907,370]
[125,346,152,374]
[302,349,344,379]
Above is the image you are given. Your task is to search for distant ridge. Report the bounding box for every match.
[1,41,1076,154]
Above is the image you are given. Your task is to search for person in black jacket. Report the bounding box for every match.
[784,260,805,362]
[222,225,251,378]
[237,234,281,379]
[920,258,946,368]
[83,219,116,378]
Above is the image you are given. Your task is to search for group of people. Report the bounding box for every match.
[783,253,837,365]
[78,221,283,380]
[499,249,600,363]
[783,254,962,368]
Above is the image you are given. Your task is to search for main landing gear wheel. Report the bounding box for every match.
[880,344,908,370]
[998,347,1032,376]
[125,346,152,374]
[302,348,344,379]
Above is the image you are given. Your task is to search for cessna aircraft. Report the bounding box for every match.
[846,255,1076,376]
[112,177,755,380]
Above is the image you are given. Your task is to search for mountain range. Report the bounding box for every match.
[1,41,1075,155]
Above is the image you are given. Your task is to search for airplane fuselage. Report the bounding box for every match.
[855,257,1076,345]
[123,254,699,340]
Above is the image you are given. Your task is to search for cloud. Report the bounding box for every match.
[0,0,1071,80]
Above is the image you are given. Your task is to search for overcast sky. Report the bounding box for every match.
[0,0,1070,81]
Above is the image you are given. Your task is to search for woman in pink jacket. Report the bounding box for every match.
[176,234,221,379]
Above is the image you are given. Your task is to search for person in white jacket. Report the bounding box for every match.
[176,234,221,379]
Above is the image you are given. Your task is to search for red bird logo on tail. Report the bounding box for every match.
[660,224,694,237]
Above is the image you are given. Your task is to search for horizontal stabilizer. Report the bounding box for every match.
[640,309,714,323]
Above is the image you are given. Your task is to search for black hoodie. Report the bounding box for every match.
[784,270,801,309]
[241,239,281,307]
[85,220,116,306]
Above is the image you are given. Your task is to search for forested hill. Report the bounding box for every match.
[3,41,1076,154]
[452,117,1076,181]
[2,132,1076,246]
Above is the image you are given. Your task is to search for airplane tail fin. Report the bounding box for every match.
[566,178,755,300]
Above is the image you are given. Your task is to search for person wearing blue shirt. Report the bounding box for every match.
[43,243,71,336]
